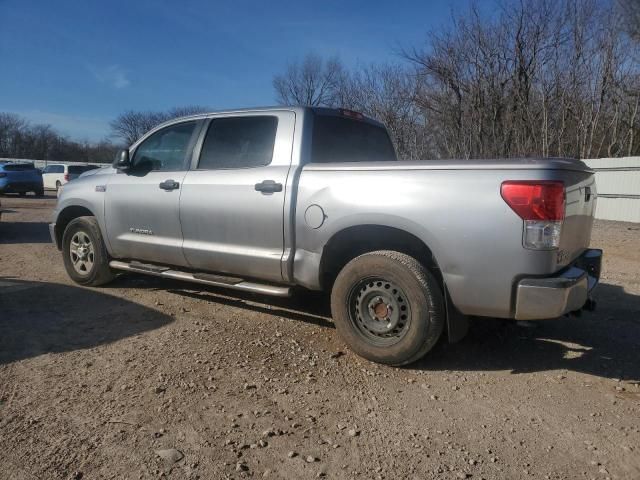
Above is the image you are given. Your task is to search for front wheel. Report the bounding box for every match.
[62,216,115,286]
[330,251,445,366]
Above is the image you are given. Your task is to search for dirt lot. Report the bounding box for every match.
[0,195,639,480]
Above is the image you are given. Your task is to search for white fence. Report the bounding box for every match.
[0,158,104,169]
[583,157,640,223]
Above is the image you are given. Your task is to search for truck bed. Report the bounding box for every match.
[295,157,596,318]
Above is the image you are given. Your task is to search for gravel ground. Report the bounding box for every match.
[0,195,639,480]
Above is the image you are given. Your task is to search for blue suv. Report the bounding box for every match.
[0,162,44,196]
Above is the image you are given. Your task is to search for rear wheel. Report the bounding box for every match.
[55,180,62,191]
[330,250,445,366]
[18,192,26,197]
[62,216,115,286]
[35,188,44,197]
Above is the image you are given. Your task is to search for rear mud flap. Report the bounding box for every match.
[445,286,469,343]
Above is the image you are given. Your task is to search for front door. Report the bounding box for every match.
[105,120,201,267]
[179,112,295,282]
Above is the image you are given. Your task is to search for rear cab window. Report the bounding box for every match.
[310,111,396,163]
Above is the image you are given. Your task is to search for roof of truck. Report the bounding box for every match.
[153,106,384,128]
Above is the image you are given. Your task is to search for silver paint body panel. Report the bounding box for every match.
[52,106,597,319]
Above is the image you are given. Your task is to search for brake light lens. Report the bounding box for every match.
[501,181,565,250]
[0,173,6,178]
[64,173,70,181]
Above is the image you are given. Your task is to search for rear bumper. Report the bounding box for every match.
[514,249,602,320]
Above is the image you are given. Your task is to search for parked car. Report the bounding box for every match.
[0,162,44,196]
[50,107,602,365]
[42,164,100,191]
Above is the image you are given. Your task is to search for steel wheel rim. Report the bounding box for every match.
[69,231,95,276]
[348,277,412,346]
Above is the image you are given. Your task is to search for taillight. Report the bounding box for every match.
[64,173,70,181]
[501,181,565,250]
[0,173,6,178]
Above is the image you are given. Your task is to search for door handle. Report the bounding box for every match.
[255,180,283,194]
[159,179,180,191]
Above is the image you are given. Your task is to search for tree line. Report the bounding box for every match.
[2,0,637,162]
[275,0,640,160]
[0,113,118,163]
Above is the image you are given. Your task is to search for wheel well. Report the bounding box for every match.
[54,206,94,249]
[320,225,442,290]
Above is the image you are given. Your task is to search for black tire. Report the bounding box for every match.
[19,192,26,197]
[55,181,61,191]
[35,188,44,197]
[62,216,115,286]
[330,250,445,366]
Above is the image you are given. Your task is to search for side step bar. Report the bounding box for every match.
[109,260,292,297]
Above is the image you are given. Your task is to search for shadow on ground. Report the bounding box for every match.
[107,274,639,382]
[0,277,173,365]
[107,273,333,329]
[0,221,51,244]
[416,282,640,382]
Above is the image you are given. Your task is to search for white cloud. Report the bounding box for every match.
[90,64,130,89]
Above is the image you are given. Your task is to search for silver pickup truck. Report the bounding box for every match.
[50,106,602,365]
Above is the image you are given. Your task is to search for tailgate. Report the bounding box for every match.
[557,169,596,268]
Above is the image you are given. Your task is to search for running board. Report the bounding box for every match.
[109,260,292,297]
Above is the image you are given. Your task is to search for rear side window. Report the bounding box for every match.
[198,116,278,169]
[311,115,396,163]
[68,165,85,174]
[132,121,197,172]
[44,165,64,173]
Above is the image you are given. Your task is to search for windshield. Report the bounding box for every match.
[310,115,396,163]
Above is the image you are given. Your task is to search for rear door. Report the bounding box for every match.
[179,111,295,282]
[105,120,201,267]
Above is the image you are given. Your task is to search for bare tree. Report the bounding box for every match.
[618,0,640,41]
[273,53,346,106]
[275,1,638,160]
[404,0,640,159]
[0,112,119,162]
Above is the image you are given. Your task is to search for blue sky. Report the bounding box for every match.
[0,0,466,141]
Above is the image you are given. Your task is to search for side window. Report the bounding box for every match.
[131,121,197,173]
[198,116,278,169]
[44,165,63,173]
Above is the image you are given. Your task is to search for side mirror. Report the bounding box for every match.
[113,149,131,171]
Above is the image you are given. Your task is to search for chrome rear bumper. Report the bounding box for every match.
[514,249,602,320]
